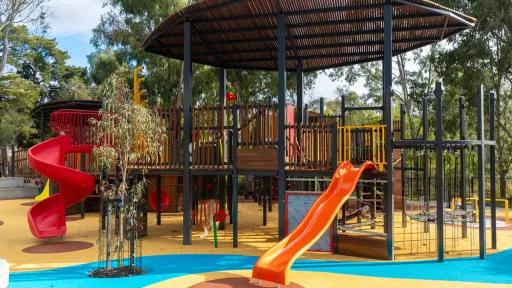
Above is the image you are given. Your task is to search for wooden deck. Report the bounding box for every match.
[14,105,389,179]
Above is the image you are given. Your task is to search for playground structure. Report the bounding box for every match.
[8,2,505,286]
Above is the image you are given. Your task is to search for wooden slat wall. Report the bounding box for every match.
[286,122,333,171]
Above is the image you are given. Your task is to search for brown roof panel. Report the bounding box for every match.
[143,0,475,71]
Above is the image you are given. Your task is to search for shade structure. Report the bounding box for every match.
[143,0,475,71]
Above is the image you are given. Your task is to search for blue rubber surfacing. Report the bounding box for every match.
[10,249,512,288]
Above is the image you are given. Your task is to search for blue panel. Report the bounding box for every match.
[286,193,331,252]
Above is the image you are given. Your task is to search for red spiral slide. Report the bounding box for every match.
[27,110,98,239]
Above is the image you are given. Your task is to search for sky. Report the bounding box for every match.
[44,0,358,100]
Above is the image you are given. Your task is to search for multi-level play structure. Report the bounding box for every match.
[10,0,503,286]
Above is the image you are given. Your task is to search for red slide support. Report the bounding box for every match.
[27,110,99,239]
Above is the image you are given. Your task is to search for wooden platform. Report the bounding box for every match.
[338,233,389,260]
[237,147,278,171]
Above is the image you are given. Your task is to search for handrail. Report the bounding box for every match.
[338,124,386,171]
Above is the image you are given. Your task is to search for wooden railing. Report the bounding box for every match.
[191,106,231,169]
[286,123,334,171]
[12,106,398,175]
[238,104,278,148]
[14,148,36,180]
[338,125,386,171]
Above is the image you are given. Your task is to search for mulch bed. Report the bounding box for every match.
[189,277,304,288]
[20,201,36,207]
[66,215,84,222]
[22,241,93,254]
[89,267,144,278]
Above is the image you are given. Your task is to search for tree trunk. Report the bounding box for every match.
[499,170,508,199]
[0,27,10,74]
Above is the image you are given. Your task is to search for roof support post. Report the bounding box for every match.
[400,104,406,228]
[476,85,486,259]
[277,12,287,240]
[218,68,226,166]
[489,91,497,249]
[320,97,325,116]
[218,68,227,230]
[459,96,467,238]
[434,81,444,261]
[423,97,430,234]
[383,1,394,260]
[231,104,239,247]
[183,19,192,245]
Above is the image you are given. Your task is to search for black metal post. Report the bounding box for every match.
[459,96,468,238]
[182,19,192,245]
[489,91,497,249]
[400,104,406,228]
[80,153,86,218]
[319,97,324,116]
[383,1,394,260]
[341,94,346,161]
[10,144,15,177]
[218,68,226,230]
[157,175,162,225]
[231,104,239,247]
[476,85,486,259]
[218,68,226,164]
[262,177,267,226]
[423,97,430,233]
[39,110,45,141]
[332,122,339,253]
[277,12,287,239]
[434,81,444,261]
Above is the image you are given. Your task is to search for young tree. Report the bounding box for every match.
[0,73,39,146]
[90,66,165,276]
[0,0,48,74]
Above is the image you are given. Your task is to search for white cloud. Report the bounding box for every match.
[46,0,106,39]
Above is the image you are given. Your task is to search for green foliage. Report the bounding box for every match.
[87,49,121,85]
[90,0,318,106]
[434,0,512,196]
[8,25,92,102]
[0,74,39,146]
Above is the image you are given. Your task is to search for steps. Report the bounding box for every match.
[0,177,39,200]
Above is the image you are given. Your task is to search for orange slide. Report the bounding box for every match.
[252,161,376,285]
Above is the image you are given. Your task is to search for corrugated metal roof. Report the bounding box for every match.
[143,0,475,72]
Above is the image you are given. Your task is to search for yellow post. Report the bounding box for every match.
[506,200,509,225]
[133,66,145,105]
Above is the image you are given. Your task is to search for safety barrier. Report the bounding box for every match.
[338,125,386,171]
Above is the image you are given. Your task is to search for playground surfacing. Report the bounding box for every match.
[9,252,512,287]
[2,199,512,287]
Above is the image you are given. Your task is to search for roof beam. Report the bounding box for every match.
[224,51,387,64]
[170,12,441,37]
[156,23,467,47]
[188,3,390,23]
[191,38,439,57]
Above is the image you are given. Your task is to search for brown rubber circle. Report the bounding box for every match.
[189,277,304,288]
[22,241,93,254]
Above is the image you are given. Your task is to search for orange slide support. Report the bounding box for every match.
[252,161,376,285]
